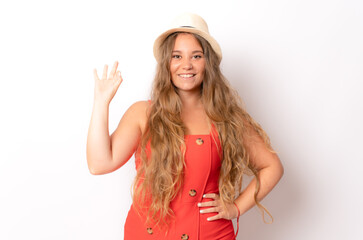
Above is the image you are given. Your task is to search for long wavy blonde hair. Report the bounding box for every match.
[132,32,274,227]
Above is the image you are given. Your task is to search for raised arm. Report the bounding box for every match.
[86,61,147,175]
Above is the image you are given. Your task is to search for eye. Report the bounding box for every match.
[172,55,181,59]
[193,55,203,59]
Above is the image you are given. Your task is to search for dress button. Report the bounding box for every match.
[181,233,189,240]
[196,138,204,145]
[146,227,153,234]
[189,189,197,197]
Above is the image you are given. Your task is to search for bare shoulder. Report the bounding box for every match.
[129,100,150,111]
[125,100,150,134]
[128,100,150,118]
[110,100,150,152]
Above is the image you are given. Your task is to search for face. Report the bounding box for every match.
[170,33,206,93]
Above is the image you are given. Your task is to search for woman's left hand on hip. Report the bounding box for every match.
[197,193,239,221]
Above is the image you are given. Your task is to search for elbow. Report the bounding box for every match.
[87,162,113,175]
[88,166,104,175]
[86,158,111,175]
[265,155,284,182]
[86,150,114,175]
[276,157,284,181]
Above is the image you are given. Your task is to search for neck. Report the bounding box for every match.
[177,88,203,108]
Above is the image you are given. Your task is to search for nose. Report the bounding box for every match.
[181,58,193,70]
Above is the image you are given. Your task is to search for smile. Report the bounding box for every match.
[178,74,196,78]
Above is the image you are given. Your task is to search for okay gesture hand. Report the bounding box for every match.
[93,61,123,104]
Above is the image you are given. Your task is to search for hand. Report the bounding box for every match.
[93,61,123,104]
[198,193,239,221]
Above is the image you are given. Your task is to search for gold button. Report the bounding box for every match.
[147,227,153,234]
[181,234,189,240]
[196,138,204,145]
[189,189,197,197]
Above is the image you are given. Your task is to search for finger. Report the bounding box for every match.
[203,193,219,199]
[110,61,119,78]
[93,68,99,81]
[207,213,222,221]
[198,201,217,208]
[116,71,123,83]
[199,206,221,214]
[102,64,108,80]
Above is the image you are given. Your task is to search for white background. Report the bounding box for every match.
[0,0,362,239]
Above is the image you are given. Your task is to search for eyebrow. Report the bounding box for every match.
[172,50,204,54]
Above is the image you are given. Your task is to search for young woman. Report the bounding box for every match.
[87,13,284,240]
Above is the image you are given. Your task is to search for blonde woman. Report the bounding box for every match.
[87,13,284,240]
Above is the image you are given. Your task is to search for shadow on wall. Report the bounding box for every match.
[223,52,303,240]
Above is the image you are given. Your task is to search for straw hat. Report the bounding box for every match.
[153,13,222,63]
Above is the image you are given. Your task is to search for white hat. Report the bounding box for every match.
[153,13,222,63]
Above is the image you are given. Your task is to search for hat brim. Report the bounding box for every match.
[153,27,222,63]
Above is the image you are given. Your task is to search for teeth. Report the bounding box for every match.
[179,74,194,78]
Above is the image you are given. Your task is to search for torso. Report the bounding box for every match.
[181,104,210,135]
[125,125,235,240]
[137,100,211,136]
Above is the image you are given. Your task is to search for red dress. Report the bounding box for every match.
[124,127,236,239]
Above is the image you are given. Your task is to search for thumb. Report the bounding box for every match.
[116,71,123,84]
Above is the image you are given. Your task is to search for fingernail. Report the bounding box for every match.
[199,210,203,213]
[207,218,210,221]
[203,194,206,198]
[197,203,201,207]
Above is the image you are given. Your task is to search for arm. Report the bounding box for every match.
[86,61,147,175]
[199,126,284,220]
[86,101,147,175]
[233,130,284,217]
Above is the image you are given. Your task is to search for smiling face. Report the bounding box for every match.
[170,33,206,94]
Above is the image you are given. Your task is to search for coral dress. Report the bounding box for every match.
[124,127,236,239]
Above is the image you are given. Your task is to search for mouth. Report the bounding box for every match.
[178,74,196,78]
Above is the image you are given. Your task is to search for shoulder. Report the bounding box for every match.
[128,100,150,110]
[128,100,151,117]
[126,100,151,134]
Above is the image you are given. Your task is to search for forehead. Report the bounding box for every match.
[173,33,203,50]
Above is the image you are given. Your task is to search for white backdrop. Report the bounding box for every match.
[1,0,362,239]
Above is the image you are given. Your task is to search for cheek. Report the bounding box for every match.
[170,61,180,74]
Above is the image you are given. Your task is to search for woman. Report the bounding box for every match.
[87,13,284,240]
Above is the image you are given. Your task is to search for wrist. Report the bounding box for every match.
[93,99,110,108]
[233,202,240,238]
[233,202,240,219]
